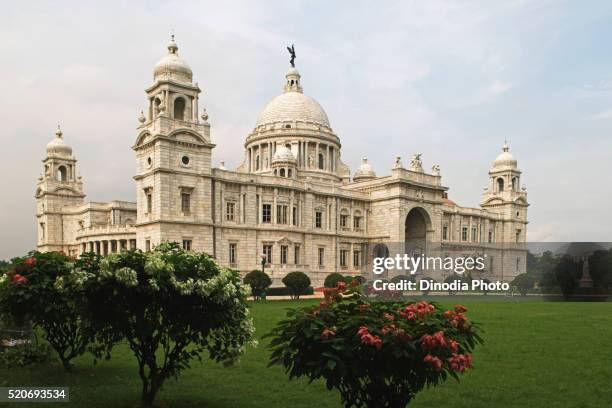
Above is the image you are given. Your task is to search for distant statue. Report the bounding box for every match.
[431,164,440,175]
[287,44,296,67]
[394,156,402,169]
[410,153,423,172]
[308,154,314,167]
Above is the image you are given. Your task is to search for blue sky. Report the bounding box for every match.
[1,0,612,259]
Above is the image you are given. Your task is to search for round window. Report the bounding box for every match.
[182,156,190,165]
[147,157,152,166]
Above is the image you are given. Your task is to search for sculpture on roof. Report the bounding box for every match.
[287,44,296,67]
[410,153,423,172]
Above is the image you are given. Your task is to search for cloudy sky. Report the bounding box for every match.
[1,0,612,260]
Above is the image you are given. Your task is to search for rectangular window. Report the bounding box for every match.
[461,226,468,242]
[182,239,192,251]
[488,230,493,243]
[280,245,288,264]
[442,225,449,240]
[340,214,348,228]
[315,211,322,228]
[262,204,272,223]
[294,245,300,265]
[145,239,151,252]
[146,193,152,213]
[229,243,237,265]
[353,216,362,230]
[292,206,298,226]
[181,193,191,213]
[353,250,361,267]
[226,202,235,221]
[471,226,478,242]
[318,247,325,266]
[340,249,348,267]
[277,204,288,224]
[263,244,273,264]
[516,230,521,242]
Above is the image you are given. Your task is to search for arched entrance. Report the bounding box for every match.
[405,207,431,262]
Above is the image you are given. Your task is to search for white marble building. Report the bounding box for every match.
[35,37,529,285]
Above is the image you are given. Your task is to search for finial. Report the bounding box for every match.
[138,110,146,124]
[362,157,368,164]
[219,161,226,170]
[167,32,178,54]
[201,107,209,122]
[502,139,509,152]
[55,124,63,138]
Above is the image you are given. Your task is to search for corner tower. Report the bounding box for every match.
[133,36,215,253]
[481,142,529,242]
[36,126,85,252]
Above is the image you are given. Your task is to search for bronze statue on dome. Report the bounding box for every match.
[287,44,296,67]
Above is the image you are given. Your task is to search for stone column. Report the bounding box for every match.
[315,143,319,169]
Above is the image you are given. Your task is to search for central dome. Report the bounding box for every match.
[256,92,330,128]
[153,36,192,83]
[255,67,330,128]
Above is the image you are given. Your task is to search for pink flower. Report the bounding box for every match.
[423,354,443,371]
[11,274,28,284]
[383,313,395,322]
[448,353,473,372]
[336,281,347,292]
[322,327,337,340]
[454,304,468,313]
[24,257,36,268]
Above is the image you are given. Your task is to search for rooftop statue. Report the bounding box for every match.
[287,44,296,67]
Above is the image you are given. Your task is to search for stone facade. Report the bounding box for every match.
[35,37,529,286]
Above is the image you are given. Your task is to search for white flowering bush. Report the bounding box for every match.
[58,242,255,408]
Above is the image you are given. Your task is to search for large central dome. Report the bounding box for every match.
[256,92,330,127]
[255,67,330,128]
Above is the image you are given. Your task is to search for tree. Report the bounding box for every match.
[0,251,90,371]
[243,269,272,300]
[58,243,255,408]
[444,273,471,296]
[282,272,311,300]
[511,273,535,295]
[324,272,346,288]
[267,284,483,408]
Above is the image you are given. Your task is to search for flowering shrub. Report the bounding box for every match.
[57,243,255,408]
[267,283,483,408]
[0,251,90,371]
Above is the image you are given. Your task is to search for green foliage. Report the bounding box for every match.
[0,251,90,371]
[266,286,314,297]
[281,272,311,300]
[243,270,272,300]
[324,272,346,288]
[443,273,471,295]
[511,274,535,295]
[0,343,51,368]
[267,286,483,408]
[58,242,255,408]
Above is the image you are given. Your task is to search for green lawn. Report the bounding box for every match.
[2,298,612,407]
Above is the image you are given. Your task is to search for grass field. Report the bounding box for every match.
[1,297,612,407]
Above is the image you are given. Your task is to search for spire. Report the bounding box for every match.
[55,124,63,139]
[167,33,178,55]
[502,139,509,152]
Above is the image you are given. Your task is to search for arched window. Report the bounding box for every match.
[511,177,517,191]
[57,165,67,182]
[288,169,292,178]
[174,97,185,121]
[154,98,161,116]
[497,178,504,192]
[255,156,260,171]
[318,153,325,170]
[280,168,286,177]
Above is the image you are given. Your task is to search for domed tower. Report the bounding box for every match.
[242,61,350,182]
[481,142,528,242]
[36,126,85,252]
[353,158,377,182]
[133,36,215,253]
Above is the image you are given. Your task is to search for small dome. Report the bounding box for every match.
[153,36,192,83]
[493,142,517,169]
[353,158,376,181]
[46,126,72,157]
[272,145,297,163]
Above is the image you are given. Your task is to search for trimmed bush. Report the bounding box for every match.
[266,286,314,297]
[243,269,272,300]
[511,273,535,295]
[282,272,311,300]
[0,251,90,371]
[267,284,483,408]
[324,272,346,288]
